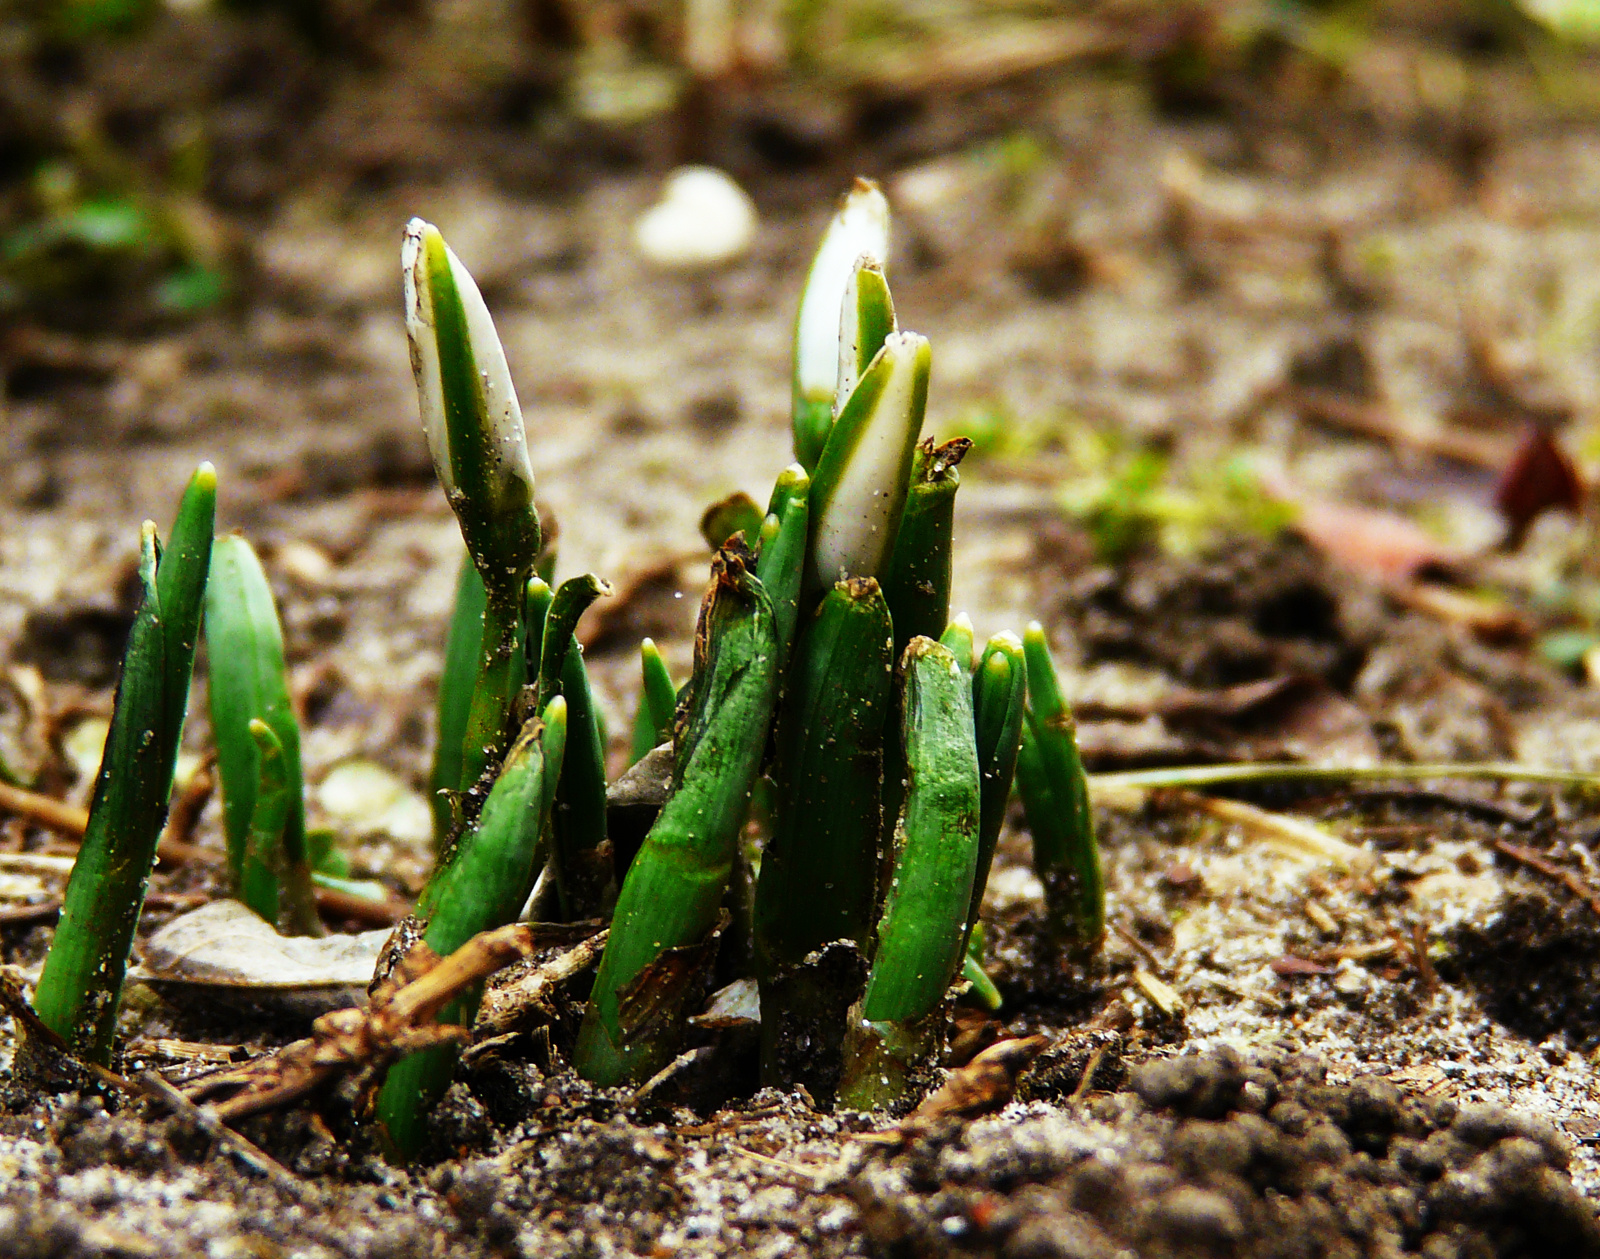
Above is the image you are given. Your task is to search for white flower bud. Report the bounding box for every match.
[402,217,534,521]
[809,330,930,587]
[794,179,890,405]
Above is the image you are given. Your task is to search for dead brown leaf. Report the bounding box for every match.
[180,922,551,1125]
[860,1035,1049,1145]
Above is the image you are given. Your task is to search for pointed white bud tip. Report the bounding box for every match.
[811,330,930,586]
[633,167,757,270]
[795,179,891,401]
[402,217,533,510]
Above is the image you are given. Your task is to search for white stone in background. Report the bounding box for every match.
[984,864,1045,909]
[316,759,432,845]
[633,167,758,270]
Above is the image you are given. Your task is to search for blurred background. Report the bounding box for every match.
[5,1,1599,332]
[7,0,1600,807]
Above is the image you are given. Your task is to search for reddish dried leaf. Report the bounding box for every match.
[1292,497,1452,582]
[1494,425,1583,548]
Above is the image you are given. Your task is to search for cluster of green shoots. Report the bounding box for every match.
[23,181,1104,1158]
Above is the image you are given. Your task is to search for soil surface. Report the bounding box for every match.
[7,7,1600,1257]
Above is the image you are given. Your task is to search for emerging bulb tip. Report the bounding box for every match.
[883,329,929,362]
[193,460,217,488]
[796,180,893,397]
[402,216,441,245]
[400,218,430,275]
[839,178,890,227]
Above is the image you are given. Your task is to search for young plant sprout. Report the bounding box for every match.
[793,179,891,471]
[1018,622,1104,951]
[700,491,765,552]
[574,547,781,1086]
[29,464,215,1068]
[581,189,1073,1106]
[940,612,976,668]
[754,462,811,662]
[883,437,972,663]
[970,631,1028,935]
[805,329,932,594]
[205,534,318,935]
[25,186,1110,1130]
[629,638,677,765]
[838,635,982,1110]
[833,256,897,420]
[537,574,614,921]
[377,700,567,1159]
[430,557,487,850]
[754,577,894,983]
[404,218,541,809]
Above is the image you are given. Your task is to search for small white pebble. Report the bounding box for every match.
[633,167,757,269]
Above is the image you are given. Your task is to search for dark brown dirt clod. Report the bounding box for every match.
[849,1047,1600,1259]
[1447,885,1600,1050]
[1055,537,1369,692]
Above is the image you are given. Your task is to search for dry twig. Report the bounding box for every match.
[464,926,607,1065]
[1411,922,1440,996]
[1291,387,1511,470]
[0,781,89,839]
[181,922,548,1124]
[160,758,216,854]
[312,885,411,927]
[137,1069,302,1193]
[0,899,61,925]
[1069,1042,1110,1105]
[1176,790,1371,870]
[0,777,223,869]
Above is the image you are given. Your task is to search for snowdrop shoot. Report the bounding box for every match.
[403,220,543,817]
[402,217,539,593]
[834,256,897,420]
[792,179,891,470]
[806,329,931,591]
